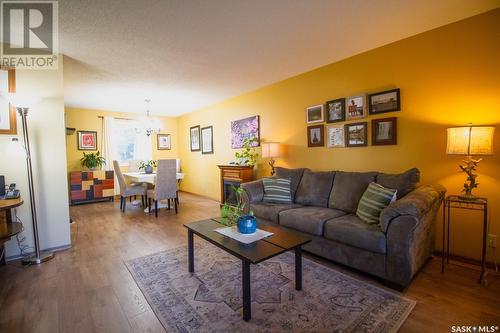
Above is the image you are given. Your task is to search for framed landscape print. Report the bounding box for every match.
[346,95,366,120]
[77,131,97,150]
[201,126,214,154]
[345,122,368,147]
[0,67,16,135]
[372,117,397,145]
[307,124,324,147]
[306,104,324,124]
[326,124,345,148]
[190,125,201,151]
[326,98,345,123]
[368,88,400,114]
[231,115,260,149]
[157,134,171,150]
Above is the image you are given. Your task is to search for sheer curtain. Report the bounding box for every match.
[101,116,115,171]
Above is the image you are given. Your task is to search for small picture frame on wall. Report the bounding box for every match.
[346,95,366,120]
[190,125,201,152]
[345,122,368,147]
[368,88,400,114]
[0,67,16,135]
[372,117,397,145]
[326,98,345,123]
[77,130,97,150]
[326,124,345,148]
[307,124,324,147]
[157,134,171,150]
[306,104,324,124]
[201,126,214,154]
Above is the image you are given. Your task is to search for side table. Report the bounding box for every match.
[441,195,488,284]
[0,197,24,264]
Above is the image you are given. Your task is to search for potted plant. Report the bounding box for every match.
[220,185,254,228]
[140,160,157,174]
[80,151,106,171]
[234,137,259,167]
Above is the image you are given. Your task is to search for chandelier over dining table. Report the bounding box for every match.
[137,99,163,136]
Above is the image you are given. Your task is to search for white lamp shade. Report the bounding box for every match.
[262,142,281,158]
[446,126,495,155]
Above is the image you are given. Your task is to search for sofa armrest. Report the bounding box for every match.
[241,179,264,204]
[380,184,446,233]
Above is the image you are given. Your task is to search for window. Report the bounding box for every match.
[111,119,152,164]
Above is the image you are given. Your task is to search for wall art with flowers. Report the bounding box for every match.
[231,115,260,149]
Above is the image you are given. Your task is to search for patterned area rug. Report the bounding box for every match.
[126,243,415,333]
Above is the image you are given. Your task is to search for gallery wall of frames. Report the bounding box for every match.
[306,88,400,148]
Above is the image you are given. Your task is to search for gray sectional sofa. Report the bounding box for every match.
[241,167,445,288]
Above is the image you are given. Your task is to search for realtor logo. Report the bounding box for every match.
[1,0,58,69]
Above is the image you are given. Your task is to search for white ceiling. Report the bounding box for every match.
[60,0,499,116]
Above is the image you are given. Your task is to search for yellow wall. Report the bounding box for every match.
[65,107,179,171]
[177,9,500,262]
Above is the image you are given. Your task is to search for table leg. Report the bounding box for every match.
[242,260,251,321]
[295,247,302,291]
[188,230,194,273]
[442,201,446,273]
[479,204,488,284]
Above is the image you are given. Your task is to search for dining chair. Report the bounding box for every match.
[147,159,178,217]
[113,160,148,212]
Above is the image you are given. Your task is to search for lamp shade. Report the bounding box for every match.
[262,142,281,158]
[446,125,495,155]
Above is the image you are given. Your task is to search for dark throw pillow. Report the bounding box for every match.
[376,168,420,199]
[294,170,335,207]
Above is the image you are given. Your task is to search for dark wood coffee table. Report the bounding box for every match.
[184,219,311,321]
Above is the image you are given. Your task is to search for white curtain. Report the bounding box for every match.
[101,116,115,171]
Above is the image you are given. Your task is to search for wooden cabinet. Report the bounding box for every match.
[69,170,115,205]
[217,165,254,204]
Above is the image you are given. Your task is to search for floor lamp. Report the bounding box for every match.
[13,106,54,264]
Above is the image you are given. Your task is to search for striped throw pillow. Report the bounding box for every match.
[356,182,397,225]
[262,178,292,204]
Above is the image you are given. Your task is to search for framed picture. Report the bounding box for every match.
[201,126,214,154]
[231,115,260,149]
[77,131,97,150]
[345,122,368,147]
[326,98,345,123]
[190,125,201,151]
[346,95,366,120]
[372,117,397,145]
[307,124,324,147]
[369,88,400,114]
[157,134,171,150]
[326,124,345,148]
[0,67,16,135]
[306,104,324,124]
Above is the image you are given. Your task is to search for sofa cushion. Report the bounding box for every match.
[294,170,335,207]
[356,182,397,224]
[275,167,308,200]
[262,178,292,204]
[376,168,420,199]
[279,207,347,236]
[324,214,387,254]
[329,171,378,213]
[250,202,302,223]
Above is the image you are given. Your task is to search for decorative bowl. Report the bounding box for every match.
[237,215,257,234]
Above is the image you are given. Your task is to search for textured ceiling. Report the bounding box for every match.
[60,0,499,116]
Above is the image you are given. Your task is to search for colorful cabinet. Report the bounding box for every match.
[69,170,114,205]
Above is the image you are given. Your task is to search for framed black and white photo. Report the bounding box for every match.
[157,134,171,150]
[201,126,214,154]
[372,117,397,145]
[190,125,200,151]
[307,124,324,147]
[345,122,368,147]
[306,104,324,124]
[326,124,345,148]
[346,95,366,120]
[326,98,345,123]
[368,88,400,114]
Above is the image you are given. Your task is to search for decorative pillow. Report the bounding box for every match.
[275,167,308,199]
[262,178,292,204]
[376,168,420,199]
[294,170,335,207]
[356,182,397,225]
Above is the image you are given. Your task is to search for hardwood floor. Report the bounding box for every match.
[0,192,498,332]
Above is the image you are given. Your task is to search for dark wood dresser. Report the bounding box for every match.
[217,165,254,205]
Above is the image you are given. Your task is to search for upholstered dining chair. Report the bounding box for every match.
[113,160,148,212]
[147,159,178,217]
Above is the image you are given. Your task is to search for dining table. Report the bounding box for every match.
[122,172,185,212]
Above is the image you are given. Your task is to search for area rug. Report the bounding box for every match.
[125,243,415,333]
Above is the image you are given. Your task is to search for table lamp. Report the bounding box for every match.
[261,142,281,175]
[446,124,495,201]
